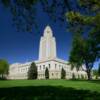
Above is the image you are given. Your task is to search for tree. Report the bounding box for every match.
[45,67,49,79]
[93,69,98,79]
[66,0,100,80]
[28,62,37,79]
[1,0,99,80]
[69,33,84,71]
[61,67,66,79]
[72,73,76,80]
[68,32,98,80]
[0,59,9,79]
[0,0,73,32]
[98,64,100,76]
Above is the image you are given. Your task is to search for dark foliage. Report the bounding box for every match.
[0,0,76,32]
[61,68,66,79]
[67,1,100,79]
[93,69,98,77]
[98,64,100,76]
[0,59,9,79]
[0,86,100,100]
[45,67,49,79]
[72,73,76,80]
[28,62,37,79]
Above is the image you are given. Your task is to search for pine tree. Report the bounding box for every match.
[45,67,49,79]
[28,62,37,79]
[61,68,66,79]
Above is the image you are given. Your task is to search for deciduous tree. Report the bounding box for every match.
[66,0,100,80]
[1,0,72,32]
[98,64,100,76]
[0,59,9,79]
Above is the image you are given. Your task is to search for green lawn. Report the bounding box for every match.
[0,80,100,100]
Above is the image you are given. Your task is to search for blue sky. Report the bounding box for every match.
[0,2,99,69]
[0,4,72,63]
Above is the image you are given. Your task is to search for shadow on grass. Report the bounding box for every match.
[88,80,100,84]
[0,86,100,100]
[69,79,100,84]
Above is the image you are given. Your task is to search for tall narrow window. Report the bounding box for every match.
[49,64,50,69]
[43,65,45,69]
[62,65,63,69]
[52,73,54,76]
[59,65,61,69]
[55,64,57,69]
[40,65,41,70]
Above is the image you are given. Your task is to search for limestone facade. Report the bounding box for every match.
[9,26,87,79]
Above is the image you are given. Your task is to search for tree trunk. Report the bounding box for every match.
[85,61,92,80]
[87,69,92,80]
[1,74,4,79]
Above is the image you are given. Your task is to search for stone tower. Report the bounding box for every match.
[39,26,57,60]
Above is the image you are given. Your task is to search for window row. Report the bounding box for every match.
[38,64,67,70]
[18,67,29,72]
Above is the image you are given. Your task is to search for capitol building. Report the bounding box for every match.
[9,26,87,79]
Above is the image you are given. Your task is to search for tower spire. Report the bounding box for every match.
[43,25,53,37]
[39,25,57,60]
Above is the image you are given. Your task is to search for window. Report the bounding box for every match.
[64,66,66,69]
[62,65,63,69]
[47,30,50,34]
[40,65,41,70]
[56,73,58,76]
[49,64,50,69]
[43,65,45,69]
[52,73,54,76]
[55,64,57,69]
[59,65,61,69]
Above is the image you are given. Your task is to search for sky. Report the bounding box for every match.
[0,2,99,69]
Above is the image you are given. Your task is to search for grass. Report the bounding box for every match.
[0,80,100,100]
